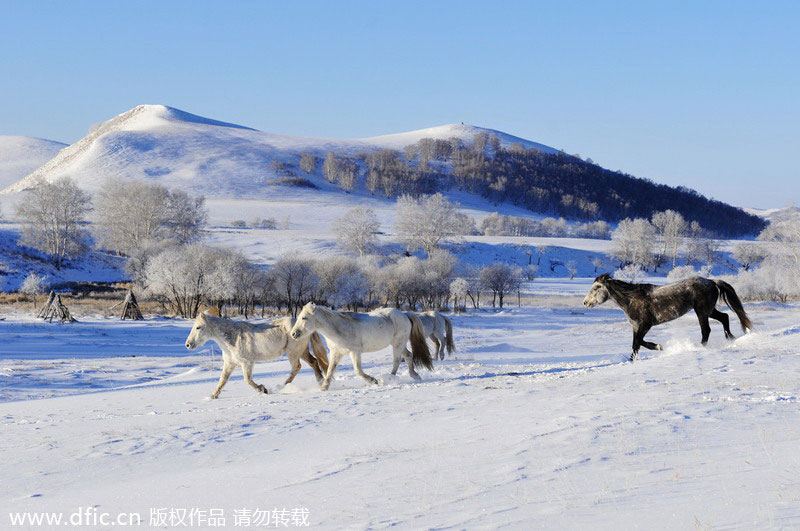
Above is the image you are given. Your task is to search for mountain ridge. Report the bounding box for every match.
[1,104,557,196]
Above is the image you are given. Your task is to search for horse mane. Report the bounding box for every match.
[315,306,359,322]
[597,274,655,298]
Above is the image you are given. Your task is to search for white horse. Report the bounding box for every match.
[406,311,455,360]
[289,303,433,391]
[185,312,329,398]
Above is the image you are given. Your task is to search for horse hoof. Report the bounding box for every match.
[656,344,663,351]
[410,373,422,381]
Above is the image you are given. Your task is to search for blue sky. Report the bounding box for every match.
[1,0,798,208]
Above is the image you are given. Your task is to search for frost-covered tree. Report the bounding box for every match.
[142,243,219,318]
[608,218,655,269]
[667,265,701,281]
[140,244,256,318]
[17,177,92,269]
[449,277,468,312]
[269,255,318,317]
[651,210,688,268]
[614,264,645,283]
[299,153,319,174]
[337,158,358,191]
[94,180,207,256]
[423,249,457,308]
[686,237,720,270]
[20,272,47,308]
[396,193,462,256]
[323,152,339,184]
[333,207,380,256]
[758,218,800,267]
[314,256,368,310]
[480,263,523,308]
[732,242,767,271]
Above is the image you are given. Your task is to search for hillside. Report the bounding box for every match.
[0,104,765,236]
[0,135,66,190]
[1,105,554,197]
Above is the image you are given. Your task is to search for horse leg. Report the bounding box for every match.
[241,362,268,394]
[321,349,344,391]
[398,344,422,381]
[349,351,379,385]
[299,347,325,383]
[630,324,652,361]
[391,345,402,375]
[431,335,443,361]
[697,312,712,346]
[284,349,302,385]
[210,358,236,399]
[711,309,734,340]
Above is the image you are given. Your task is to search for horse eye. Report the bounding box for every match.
[196,326,203,330]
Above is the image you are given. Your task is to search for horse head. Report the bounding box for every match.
[290,302,317,340]
[185,312,212,350]
[583,274,611,308]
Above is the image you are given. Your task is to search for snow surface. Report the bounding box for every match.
[2,296,800,528]
[0,136,66,190]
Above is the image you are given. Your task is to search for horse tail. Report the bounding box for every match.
[309,332,329,373]
[407,313,434,371]
[715,280,752,332]
[443,315,455,354]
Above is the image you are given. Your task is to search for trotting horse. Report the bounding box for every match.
[406,311,455,360]
[185,312,329,398]
[583,274,752,361]
[289,303,433,390]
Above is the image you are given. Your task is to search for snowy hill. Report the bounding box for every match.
[746,205,800,224]
[0,135,66,190]
[0,104,557,198]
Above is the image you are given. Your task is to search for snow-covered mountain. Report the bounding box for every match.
[0,104,556,197]
[0,135,67,190]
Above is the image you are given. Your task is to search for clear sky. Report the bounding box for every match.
[1,0,798,208]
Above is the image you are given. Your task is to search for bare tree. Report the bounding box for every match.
[566,260,577,280]
[396,193,462,256]
[17,177,92,269]
[480,263,522,308]
[333,207,380,256]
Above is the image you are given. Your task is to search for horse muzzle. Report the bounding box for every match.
[186,341,196,350]
[290,330,301,340]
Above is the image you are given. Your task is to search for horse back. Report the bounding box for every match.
[649,277,718,324]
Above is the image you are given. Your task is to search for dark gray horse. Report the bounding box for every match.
[583,274,752,361]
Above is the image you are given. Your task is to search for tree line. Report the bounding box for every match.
[294,133,765,238]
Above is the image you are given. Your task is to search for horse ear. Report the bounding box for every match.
[596,273,611,282]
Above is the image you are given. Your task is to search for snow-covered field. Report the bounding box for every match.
[3,291,799,528]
